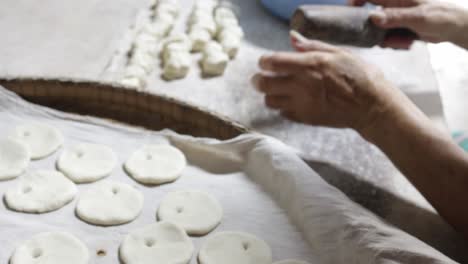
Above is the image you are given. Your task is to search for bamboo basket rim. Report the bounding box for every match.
[0,78,249,140]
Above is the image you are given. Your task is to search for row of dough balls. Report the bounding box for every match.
[0,123,187,185]
[10,226,311,264]
[163,3,244,80]
[120,0,243,86]
[120,0,181,88]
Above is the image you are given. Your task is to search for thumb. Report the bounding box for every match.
[371,7,422,29]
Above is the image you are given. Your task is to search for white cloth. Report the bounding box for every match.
[0,86,456,263]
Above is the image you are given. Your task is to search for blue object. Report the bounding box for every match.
[261,0,348,21]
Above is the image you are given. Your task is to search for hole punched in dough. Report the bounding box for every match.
[96,250,106,257]
[176,206,184,214]
[22,186,32,194]
[32,248,42,258]
[242,242,250,251]
[112,187,119,195]
[145,238,156,247]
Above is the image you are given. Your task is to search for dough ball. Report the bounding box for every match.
[201,51,229,76]
[130,50,155,73]
[157,190,223,235]
[219,35,241,59]
[120,221,194,264]
[217,26,244,39]
[199,232,272,264]
[156,2,179,18]
[162,51,191,80]
[0,139,30,181]
[189,18,217,36]
[57,143,117,183]
[163,33,192,51]
[143,22,171,39]
[124,64,147,80]
[124,144,186,184]
[214,7,237,23]
[189,28,212,52]
[162,42,190,62]
[274,260,311,264]
[134,33,159,57]
[10,232,89,264]
[203,41,224,55]
[119,77,144,89]
[5,170,77,213]
[76,180,144,226]
[194,0,218,11]
[153,11,176,27]
[10,123,64,160]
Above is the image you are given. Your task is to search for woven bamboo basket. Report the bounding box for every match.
[0,78,248,140]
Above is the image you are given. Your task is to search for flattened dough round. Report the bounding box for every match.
[10,232,89,264]
[5,170,77,213]
[120,221,194,264]
[76,180,143,226]
[157,190,222,235]
[124,144,186,185]
[0,139,30,181]
[10,123,64,159]
[274,260,311,264]
[199,232,272,264]
[57,143,117,183]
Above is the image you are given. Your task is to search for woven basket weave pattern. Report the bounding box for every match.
[0,79,247,140]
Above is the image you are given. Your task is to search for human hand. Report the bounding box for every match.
[251,32,413,134]
[351,0,468,49]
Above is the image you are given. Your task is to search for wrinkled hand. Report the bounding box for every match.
[252,33,409,134]
[351,0,468,49]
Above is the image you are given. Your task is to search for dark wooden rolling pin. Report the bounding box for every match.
[290,5,418,47]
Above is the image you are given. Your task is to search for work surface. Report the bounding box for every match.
[0,0,467,262]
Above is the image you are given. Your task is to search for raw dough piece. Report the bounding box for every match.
[5,170,77,213]
[164,34,192,51]
[124,64,147,80]
[130,50,155,73]
[189,28,212,52]
[219,34,242,59]
[274,260,311,264]
[120,221,194,264]
[119,77,143,89]
[214,7,238,23]
[156,2,179,18]
[10,123,64,160]
[199,232,272,264]
[0,139,30,181]
[57,143,117,183]
[201,41,229,76]
[76,180,144,226]
[10,232,89,264]
[124,144,186,185]
[143,22,172,39]
[162,51,191,80]
[157,190,223,235]
[134,33,159,57]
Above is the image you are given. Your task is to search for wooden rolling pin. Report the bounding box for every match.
[290,5,418,47]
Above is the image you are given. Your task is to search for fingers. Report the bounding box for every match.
[251,74,296,96]
[258,52,311,75]
[264,95,292,109]
[370,7,423,29]
[354,0,422,7]
[290,31,339,53]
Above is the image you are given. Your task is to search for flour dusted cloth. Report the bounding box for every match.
[0,86,456,263]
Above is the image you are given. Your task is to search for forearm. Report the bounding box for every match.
[361,91,468,239]
[450,5,468,50]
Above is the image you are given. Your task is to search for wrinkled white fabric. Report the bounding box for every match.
[0,87,456,264]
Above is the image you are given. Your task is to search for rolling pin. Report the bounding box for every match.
[290,5,418,47]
